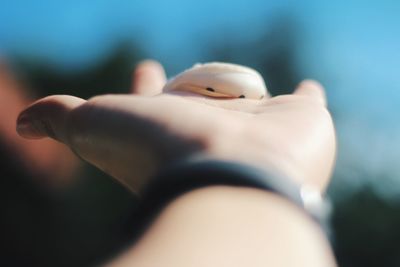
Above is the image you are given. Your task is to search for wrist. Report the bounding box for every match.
[136,159,331,238]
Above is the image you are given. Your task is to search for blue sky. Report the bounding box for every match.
[0,0,295,67]
[1,0,399,193]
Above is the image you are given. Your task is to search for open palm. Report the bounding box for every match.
[17,60,336,194]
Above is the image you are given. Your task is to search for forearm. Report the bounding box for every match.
[107,186,336,267]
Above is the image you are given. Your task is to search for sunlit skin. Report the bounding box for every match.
[16,60,337,266]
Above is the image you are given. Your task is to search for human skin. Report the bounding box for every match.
[16,60,337,266]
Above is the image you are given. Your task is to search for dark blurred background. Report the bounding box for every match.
[1,1,399,266]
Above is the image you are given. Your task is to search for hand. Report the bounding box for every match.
[16,60,336,194]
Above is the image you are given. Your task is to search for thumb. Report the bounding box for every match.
[16,94,165,193]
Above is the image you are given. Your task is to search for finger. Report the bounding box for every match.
[131,60,166,96]
[293,80,327,106]
[16,95,86,142]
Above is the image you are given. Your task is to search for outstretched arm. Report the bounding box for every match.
[17,60,337,266]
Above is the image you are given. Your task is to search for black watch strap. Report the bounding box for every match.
[135,160,331,239]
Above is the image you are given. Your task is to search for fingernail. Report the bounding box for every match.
[16,114,46,139]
